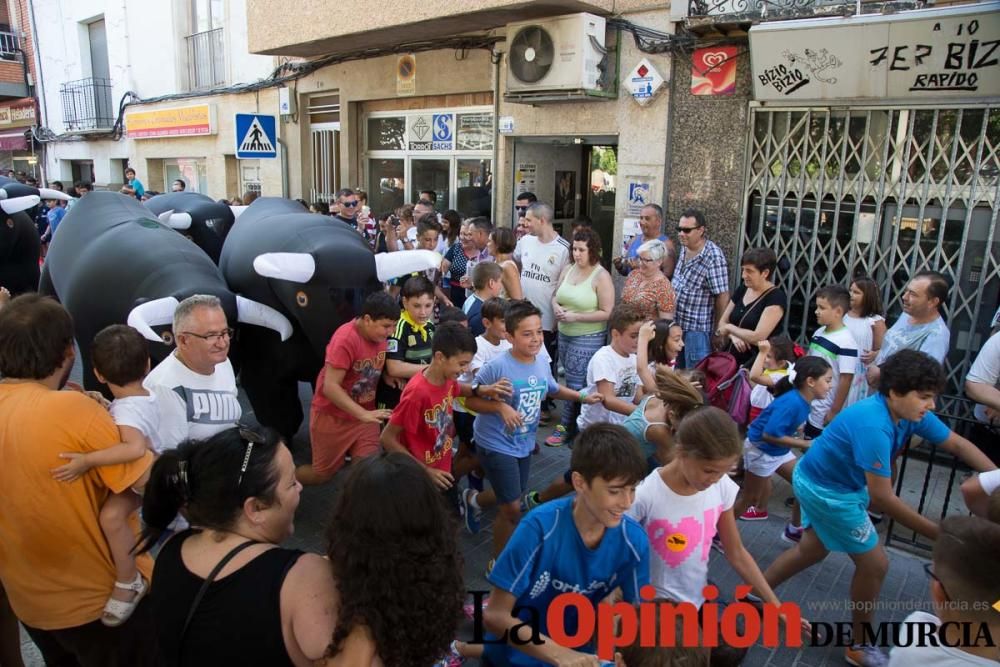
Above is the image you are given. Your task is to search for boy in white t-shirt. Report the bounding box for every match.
[805,285,859,438]
[51,325,188,627]
[888,516,1000,667]
[577,303,645,429]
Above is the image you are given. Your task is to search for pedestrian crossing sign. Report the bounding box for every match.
[235,113,277,159]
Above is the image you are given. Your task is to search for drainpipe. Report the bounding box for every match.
[491,47,500,226]
[276,136,289,198]
[661,53,677,222]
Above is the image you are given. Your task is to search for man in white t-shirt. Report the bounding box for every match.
[513,202,570,421]
[144,294,241,441]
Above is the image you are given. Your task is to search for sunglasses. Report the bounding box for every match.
[237,427,266,489]
[341,200,360,207]
[677,226,700,234]
[515,206,528,213]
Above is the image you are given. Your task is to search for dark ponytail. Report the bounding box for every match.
[773,356,831,398]
[137,426,283,553]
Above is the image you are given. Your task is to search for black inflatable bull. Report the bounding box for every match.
[40,192,292,391]
[0,177,68,295]
[144,191,236,263]
[219,197,438,440]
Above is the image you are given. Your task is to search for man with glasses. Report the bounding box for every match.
[144,294,241,440]
[670,208,730,368]
[613,204,677,280]
[331,188,361,231]
[514,191,537,241]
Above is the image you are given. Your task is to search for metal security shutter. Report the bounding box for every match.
[739,106,1000,397]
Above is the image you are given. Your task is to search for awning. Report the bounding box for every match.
[0,129,28,151]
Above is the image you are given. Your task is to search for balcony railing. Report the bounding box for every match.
[0,30,20,61]
[685,0,899,19]
[59,77,115,131]
[186,27,225,91]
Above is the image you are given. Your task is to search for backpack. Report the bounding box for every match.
[694,352,753,427]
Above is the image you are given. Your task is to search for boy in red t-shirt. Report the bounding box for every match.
[381,322,511,508]
[296,292,401,486]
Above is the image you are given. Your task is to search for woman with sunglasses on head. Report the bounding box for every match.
[621,239,677,322]
[140,426,336,666]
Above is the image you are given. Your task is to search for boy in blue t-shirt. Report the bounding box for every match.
[761,350,996,667]
[455,423,650,666]
[462,261,503,337]
[462,299,603,563]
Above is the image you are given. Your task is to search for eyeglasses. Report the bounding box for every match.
[237,427,265,488]
[923,562,950,599]
[182,328,234,342]
[639,256,658,264]
[677,226,700,234]
[341,200,360,208]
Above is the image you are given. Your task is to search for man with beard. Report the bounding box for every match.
[0,294,155,665]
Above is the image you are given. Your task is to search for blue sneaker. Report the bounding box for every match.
[461,488,481,535]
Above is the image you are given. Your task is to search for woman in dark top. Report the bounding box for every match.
[716,247,787,366]
[140,427,335,667]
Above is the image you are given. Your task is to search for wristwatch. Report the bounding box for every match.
[471,382,482,397]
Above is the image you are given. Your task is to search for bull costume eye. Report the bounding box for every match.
[296,291,309,307]
[162,331,174,346]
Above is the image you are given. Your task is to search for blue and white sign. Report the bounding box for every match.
[235,113,277,159]
[627,180,651,216]
[431,113,454,150]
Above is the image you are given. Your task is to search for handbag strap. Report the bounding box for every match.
[179,539,260,658]
[735,286,778,330]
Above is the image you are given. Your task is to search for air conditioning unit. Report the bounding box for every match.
[505,13,607,95]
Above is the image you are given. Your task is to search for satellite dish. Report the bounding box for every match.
[509,25,555,84]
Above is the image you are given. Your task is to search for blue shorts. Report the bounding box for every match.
[478,448,531,505]
[793,468,878,554]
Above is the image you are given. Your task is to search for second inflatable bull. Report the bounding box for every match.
[220,197,438,440]
[144,191,236,263]
[40,192,292,391]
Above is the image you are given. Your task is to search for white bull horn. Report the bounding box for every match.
[127,297,180,342]
[230,205,249,219]
[158,211,192,230]
[236,296,293,342]
[374,249,442,282]
[253,252,316,284]
[0,195,40,214]
[38,188,72,201]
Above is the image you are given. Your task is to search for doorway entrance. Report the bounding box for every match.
[510,136,618,265]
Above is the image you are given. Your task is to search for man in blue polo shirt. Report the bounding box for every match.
[760,350,996,667]
[613,204,676,279]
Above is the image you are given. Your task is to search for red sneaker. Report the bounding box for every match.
[739,506,769,521]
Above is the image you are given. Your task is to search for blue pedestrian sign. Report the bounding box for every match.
[235,113,277,159]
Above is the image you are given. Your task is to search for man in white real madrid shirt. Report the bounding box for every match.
[514,202,571,424]
[144,294,241,440]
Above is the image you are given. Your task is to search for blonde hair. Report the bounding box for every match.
[655,367,704,423]
[674,406,741,461]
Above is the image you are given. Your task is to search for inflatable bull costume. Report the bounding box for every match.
[40,192,292,390]
[0,176,70,296]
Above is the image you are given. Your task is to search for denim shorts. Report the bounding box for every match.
[478,447,532,505]
[793,468,878,554]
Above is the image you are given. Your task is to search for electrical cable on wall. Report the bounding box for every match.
[35,33,503,143]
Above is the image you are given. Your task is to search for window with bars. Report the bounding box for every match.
[739,106,1000,397]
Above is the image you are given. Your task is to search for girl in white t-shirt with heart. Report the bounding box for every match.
[628,405,808,638]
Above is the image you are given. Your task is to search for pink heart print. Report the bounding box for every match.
[648,516,702,568]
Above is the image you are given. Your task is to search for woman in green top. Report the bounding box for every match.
[546,227,615,446]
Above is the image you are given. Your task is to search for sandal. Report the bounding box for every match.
[101,571,148,627]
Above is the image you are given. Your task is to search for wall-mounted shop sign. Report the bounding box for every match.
[750,2,999,101]
[125,104,216,139]
[0,100,35,127]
